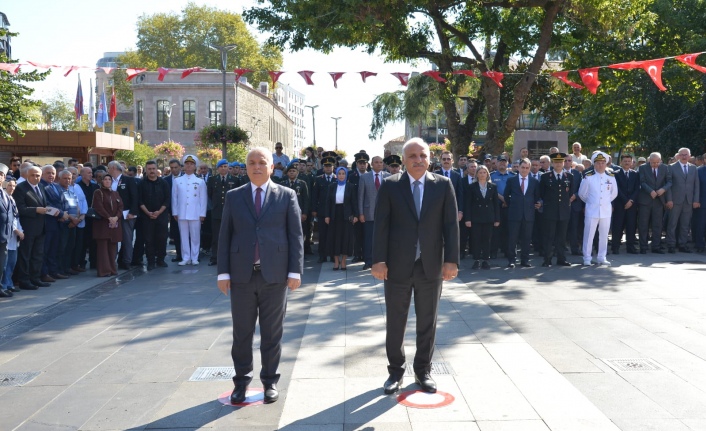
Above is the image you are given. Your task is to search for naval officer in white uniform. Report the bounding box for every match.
[172,154,207,265]
[579,151,618,266]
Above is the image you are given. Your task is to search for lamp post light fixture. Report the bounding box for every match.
[165,103,177,142]
[331,116,341,151]
[304,104,319,146]
[208,43,237,157]
[431,109,439,144]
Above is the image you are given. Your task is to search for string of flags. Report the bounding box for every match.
[1,51,705,94]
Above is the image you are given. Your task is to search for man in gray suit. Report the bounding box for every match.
[666,147,700,253]
[217,147,304,405]
[638,152,672,253]
[358,155,390,270]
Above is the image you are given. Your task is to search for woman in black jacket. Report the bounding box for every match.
[325,167,358,270]
[464,165,500,269]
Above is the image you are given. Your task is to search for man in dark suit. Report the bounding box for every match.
[348,152,369,263]
[460,159,478,259]
[207,159,239,266]
[435,151,464,221]
[666,147,700,253]
[217,147,303,405]
[282,161,310,252]
[358,156,390,270]
[372,138,459,395]
[311,156,336,263]
[612,154,640,254]
[15,166,53,290]
[108,161,139,269]
[539,153,574,267]
[638,152,672,253]
[41,165,70,281]
[504,159,541,267]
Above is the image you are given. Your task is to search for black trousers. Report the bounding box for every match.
[201,209,213,251]
[303,215,312,252]
[638,201,664,250]
[317,218,330,259]
[230,270,288,386]
[210,216,222,264]
[471,222,493,260]
[143,215,169,263]
[71,227,85,269]
[612,204,638,251]
[18,232,44,283]
[507,219,533,263]
[59,225,76,274]
[384,259,441,379]
[543,218,569,263]
[568,209,584,253]
[169,215,182,260]
[460,223,472,256]
[353,222,364,258]
[132,216,145,264]
[491,206,509,256]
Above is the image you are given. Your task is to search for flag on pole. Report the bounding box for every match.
[74,75,84,120]
[96,85,109,128]
[88,78,95,131]
[109,87,117,121]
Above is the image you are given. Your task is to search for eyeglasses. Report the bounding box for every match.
[441,158,452,161]
[275,147,283,150]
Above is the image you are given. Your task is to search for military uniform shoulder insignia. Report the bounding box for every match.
[585,171,595,177]
[606,172,615,177]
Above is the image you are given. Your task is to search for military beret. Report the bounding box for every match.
[216,159,229,168]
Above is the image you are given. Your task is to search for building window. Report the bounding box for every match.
[156,100,169,130]
[183,100,196,130]
[136,100,143,130]
[209,100,222,126]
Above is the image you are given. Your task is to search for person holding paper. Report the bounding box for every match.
[92,174,123,277]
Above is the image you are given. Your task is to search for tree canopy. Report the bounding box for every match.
[0,30,49,140]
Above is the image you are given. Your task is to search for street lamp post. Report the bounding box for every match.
[331,116,341,151]
[432,109,439,143]
[208,43,237,157]
[305,104,319,146]
[165,103,176,142]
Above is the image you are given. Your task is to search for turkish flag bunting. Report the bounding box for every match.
[298,70,315,85]
[551,71,584,89]
[99,67,114,75]
[608,60,645,70]
[422,71,446,83]
[27,61,57,69]
[675,53,706,73]
[0,63,20,74]
[63,65,82,77]
[452,70,476,77]
[482,71,504,87]
[157,67,171,81]
[391,72,410,86]
[578,67,601,94]
[359,71,377,82]
[640,58,667,91]
[329,72,345,88]
[126,68,147,81]
[268,71,285,86]
[181,67,203,79]
[234,68,253,80]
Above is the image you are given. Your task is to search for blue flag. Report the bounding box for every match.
[96,88,109,128]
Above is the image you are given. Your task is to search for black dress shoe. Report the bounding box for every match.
[481,260,491,269]
[208,261,217,266]
[156,260,168,268]
[679,247,692,253]
[118,263,130,270]
[520,262,532,268]
[230,384,248,404]
[557,261,572,267]
[668,247,676,253]
[19,282,38,290]
[362,264,371,270]
[507,262,515,268]
[146,264,156,271]
[31,280,51,287]
[571,251,582,256]
[640,249,647,254]
[652,249,665,254]
[414,373,437,393]
[542,262,551,267]
[627,249,639,254]
[472,260,481,269]
[264,383,279,404]
[40,274,56,283]
[0,289,11,297]
[352,257,361,263]
[10,286,21,292]
[171,257,180,262]
[383,376,403,394]
[612,249,620,255]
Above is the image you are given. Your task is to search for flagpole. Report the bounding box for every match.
[112,84,115,134]
[78,74,81,129]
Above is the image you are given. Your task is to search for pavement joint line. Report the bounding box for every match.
[0,267,147,339]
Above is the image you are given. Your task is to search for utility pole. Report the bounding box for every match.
[208,43,237,157]
[305,104,319,146]
[331,116,341,151]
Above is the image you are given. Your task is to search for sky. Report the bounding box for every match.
[3,0,428,158]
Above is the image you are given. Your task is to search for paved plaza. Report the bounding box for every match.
[1,249,706,431]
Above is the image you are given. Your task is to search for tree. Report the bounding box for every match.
[115,141,156,168]
[39,91,89,131]
[244,0,591,156]
[0,30,49,139]
[114,3,283,106]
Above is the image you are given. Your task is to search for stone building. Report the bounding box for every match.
[130,71,294,156]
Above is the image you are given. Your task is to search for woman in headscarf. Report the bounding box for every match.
[92,174,123,277]
[324,167,358,270]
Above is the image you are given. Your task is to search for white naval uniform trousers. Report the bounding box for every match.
[171,174,208,262]
[578,172,618,263]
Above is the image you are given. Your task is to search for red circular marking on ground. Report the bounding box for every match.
[396,390,455,409]
[218,388,265,406]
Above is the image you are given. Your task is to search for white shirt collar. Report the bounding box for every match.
[408,172,427,186]
[251,179,271,196]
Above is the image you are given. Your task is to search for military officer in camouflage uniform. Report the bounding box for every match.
[207,159,239,266]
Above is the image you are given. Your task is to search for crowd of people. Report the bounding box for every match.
[1,140,703,299]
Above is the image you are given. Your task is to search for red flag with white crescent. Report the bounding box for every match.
[181,67,203,79]
[109,87,117,121]
[298,70,315,85]
[551,71,584,89]
[126,68,147,81]
[157,67,171,81]
[268,71,285,85]
[640,58,667,91]
[578,67,601,94]
[329,72,345,88]
[422,71,446,83]
[391,72,410,86]
[452,70,476,78]
[482,71,504,87]
[608,60,644,70]
[675,53,706,73]
[359,71,377,82]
